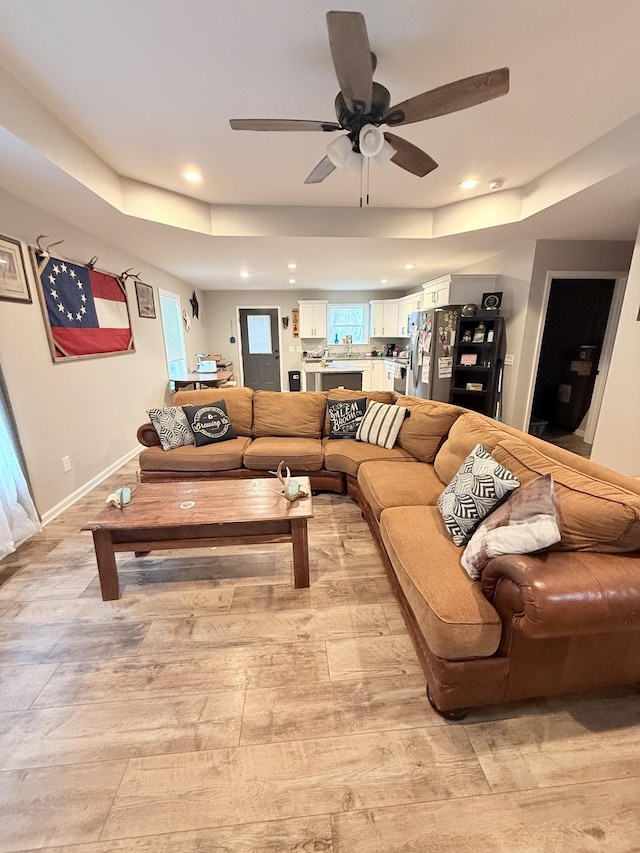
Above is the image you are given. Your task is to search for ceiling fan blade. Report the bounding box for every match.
[384,132,438,177]
[326,11,373,113]
[304,156,337,184]
[385,67,510,126]
[230,119,342,132]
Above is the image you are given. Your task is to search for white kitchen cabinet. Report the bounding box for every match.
[370,359,387,390]
[298,300,327,338]
[421,275,498,309]
[397,291,423,336]
[369,299,399,337]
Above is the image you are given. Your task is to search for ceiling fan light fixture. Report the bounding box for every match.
[358,124,385,158]
[374,139,395,166]
[326,134,354,168]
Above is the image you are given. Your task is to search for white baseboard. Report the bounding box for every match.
[574,428,586,438]
[41,445,142,526]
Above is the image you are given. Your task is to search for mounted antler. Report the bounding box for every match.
[86,255,99,269]
[35,234,64,256]
[269,460,307,502]
[120,268,142,282]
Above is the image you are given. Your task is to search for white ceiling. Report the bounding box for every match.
[1,0,640,291]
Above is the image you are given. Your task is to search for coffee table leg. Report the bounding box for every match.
[291,518,310,588]
[92,529,120,601]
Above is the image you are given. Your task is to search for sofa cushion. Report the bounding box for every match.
[492,438,640,553]
[461,473,561,579]
[438,443,520,546]
[253,391,326,438]
[322,437,415,478]
[243,437,324,471]
[182,400,238,446]
[326,397,368,439]
[139,437,252,473]
[433,411,512,485]
[380,506,502,659]
[147,406,194,451]
[174,387,253,437]
[356,401,409,448]
[395,397,463,463]
[358,460,445,520]
[322,388,395,436]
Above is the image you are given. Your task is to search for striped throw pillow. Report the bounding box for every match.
[356,401,408,449]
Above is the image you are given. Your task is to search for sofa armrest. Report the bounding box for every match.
[137,422,161,447]
[481,551,640,639]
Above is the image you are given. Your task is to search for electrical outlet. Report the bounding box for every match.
[504,354,514,366]
[296,346,302,352]
[288,345,295,352]
[62,455,72,472]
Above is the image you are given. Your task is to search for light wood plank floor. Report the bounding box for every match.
[1,459,639,852]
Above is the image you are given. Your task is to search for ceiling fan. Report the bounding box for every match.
[229,11,509,185]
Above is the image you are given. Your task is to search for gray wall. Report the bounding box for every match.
[0,188,208,517]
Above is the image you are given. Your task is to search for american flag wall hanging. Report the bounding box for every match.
[31,249,135,362]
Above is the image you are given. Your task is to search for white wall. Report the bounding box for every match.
[0,188,208,517]
[591,231,640,474]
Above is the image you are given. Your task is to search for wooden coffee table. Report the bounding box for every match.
[82,478,313,600]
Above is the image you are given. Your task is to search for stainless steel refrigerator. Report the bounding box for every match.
[407,306,462,400]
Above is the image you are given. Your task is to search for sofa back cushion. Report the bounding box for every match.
[491,438,640,553]
[433,411,511,485]
[253,390,327,438]
[322,388,395,436]
[174,387,254,437]
[395,397,464,463]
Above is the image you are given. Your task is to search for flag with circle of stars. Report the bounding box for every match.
[37,253,133,358]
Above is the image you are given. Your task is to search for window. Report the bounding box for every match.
[159,291,187,380]
[247,314,273,353]
[327,303,368,345]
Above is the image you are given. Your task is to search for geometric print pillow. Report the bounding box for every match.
[147,406,194,451]
[437,443,520,546]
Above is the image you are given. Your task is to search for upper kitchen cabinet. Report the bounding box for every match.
[298,300,327,338]
[370,299,399,338]
[397,291,424,336]
[421,275,498,309]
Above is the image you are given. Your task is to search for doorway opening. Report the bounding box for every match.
[529,277,619,458]
[237,308,282,391]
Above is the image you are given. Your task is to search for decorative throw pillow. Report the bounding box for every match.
[327,397,368,439]
[147,406,194,451]
[356,401,409,449]
[182,400,238,446]
[461,474,561,579]
[437,443,520,546]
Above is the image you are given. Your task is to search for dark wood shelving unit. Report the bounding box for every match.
[450,313,506,418]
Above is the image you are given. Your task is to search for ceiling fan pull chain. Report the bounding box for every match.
[366,156,371,207]
[359,153,364,208]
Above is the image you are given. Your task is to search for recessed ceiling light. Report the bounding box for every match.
[380,278,388,284]
[404,263,415,270]
[289,278,297,284]
[458,178,480,190]
[182,169,203,183]
[239,271,250,279]
[287,263,297,270]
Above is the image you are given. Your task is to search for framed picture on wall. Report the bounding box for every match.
[0,234,31,303]
[135,281,156,318]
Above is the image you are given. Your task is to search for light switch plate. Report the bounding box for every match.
[288,346,295,352]
[504,354,514,366]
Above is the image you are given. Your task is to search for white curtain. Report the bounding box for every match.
[0,391,40,561]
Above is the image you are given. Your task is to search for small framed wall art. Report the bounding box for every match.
[0,234,31,303]
[135,281,156,318]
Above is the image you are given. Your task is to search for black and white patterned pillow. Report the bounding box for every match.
[356,401,409,449]
[147,406,194,451]
[437,443,520,546]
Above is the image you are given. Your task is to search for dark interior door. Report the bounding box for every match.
[239,308,281,390]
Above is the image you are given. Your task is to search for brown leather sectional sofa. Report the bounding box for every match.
[137,387,640,718]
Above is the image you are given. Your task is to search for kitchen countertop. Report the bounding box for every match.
[302,361,366,373]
